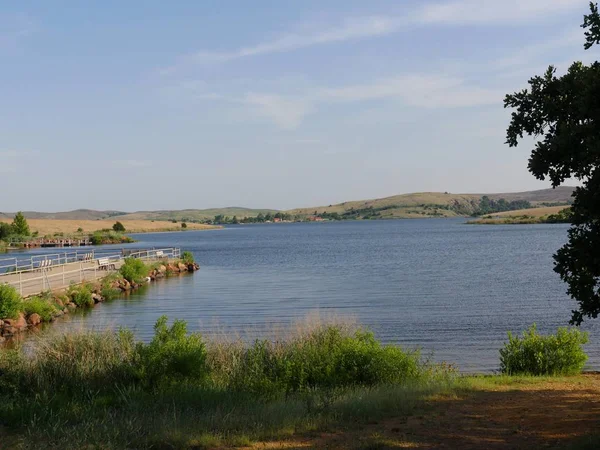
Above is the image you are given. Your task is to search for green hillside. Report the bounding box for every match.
[286,187,575,220]
[1,187,575,222]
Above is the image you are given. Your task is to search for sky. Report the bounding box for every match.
[0,0,594,212]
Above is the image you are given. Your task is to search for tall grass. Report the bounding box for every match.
[0,316,455,449]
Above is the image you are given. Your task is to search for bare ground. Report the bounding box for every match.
[242,374,600,450]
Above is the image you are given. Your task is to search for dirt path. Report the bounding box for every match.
[247,374,600,450]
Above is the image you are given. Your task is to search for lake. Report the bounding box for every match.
[19,219,600,372]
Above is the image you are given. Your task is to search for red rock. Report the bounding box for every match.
[5,313,27,331]
[27,313,42,326]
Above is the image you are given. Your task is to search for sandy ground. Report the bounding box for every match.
[0,218,219,235]
[242,374,600,450]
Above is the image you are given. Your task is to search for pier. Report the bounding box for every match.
[7,237,92,249]
[0,248,181,297]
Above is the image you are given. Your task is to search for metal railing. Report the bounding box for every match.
[0,248,181,275]
[0,248,182,297]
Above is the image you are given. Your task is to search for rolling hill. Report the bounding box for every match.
[286,187,575,219]
[0,187,575,222]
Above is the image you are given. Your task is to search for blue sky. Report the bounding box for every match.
[0,0,592,211]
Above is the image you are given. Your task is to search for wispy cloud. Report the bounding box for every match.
[162,0,581,71]
[113,160,153,168]
[236,74,504,129]
[243,93,315,129]
[418,0,580,25]
[0,14,36,48]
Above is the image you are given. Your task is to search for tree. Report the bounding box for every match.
[504,2,600,324]
[11,212,30,236]
[181,222,187,229]
[0,222,12,239]
[112,221,126,232]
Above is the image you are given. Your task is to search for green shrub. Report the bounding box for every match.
[100,273,122,301]
[120,258,149,283]
[22,297,57,322]
[67,284,94,308]
[135,316,208,387]
[499,324,589,376]
[227,324,422,397]
[181,251,195,264]
[0,284,23,319]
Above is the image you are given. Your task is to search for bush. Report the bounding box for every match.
[135,316,208,387]
[0,284,23,319]
[112,221,126,232]
[499,324,589,375]
[226,324,422,397]
[22,297,57,322]
[120,258,149,283]
[68,284,94,308]
[181,222,187,229]
[181,251,195,264]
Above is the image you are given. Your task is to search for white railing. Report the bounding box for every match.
[0,248,182,297]
[0,248,181,276]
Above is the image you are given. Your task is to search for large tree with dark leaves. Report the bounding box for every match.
[505,3,600,325]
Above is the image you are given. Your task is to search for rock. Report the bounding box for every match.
[67,303,77,310]
[0,336,5,343]
[5,313,27,331]
[54,298,64,308]
[159,265,167,273]
[178,263,187,272]
[0,319,3,328]
[91,293,102,303]
[27,313,42,326]
[54,310,64,318]
[2,326,18,336]
[63,307,69,314]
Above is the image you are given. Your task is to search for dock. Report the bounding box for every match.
[0,248,181,297]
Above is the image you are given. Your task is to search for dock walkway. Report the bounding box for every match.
[0,248,180,297]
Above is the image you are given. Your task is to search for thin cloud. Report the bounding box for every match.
[238,74,504,129]
[113,160,153,168]
[419,0,581,25]
[0,14,36,47]
[161,0,581,71]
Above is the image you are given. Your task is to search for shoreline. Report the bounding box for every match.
[0,257,200,342]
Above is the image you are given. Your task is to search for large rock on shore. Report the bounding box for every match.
[27,313,42,326]
[4,313,27,332]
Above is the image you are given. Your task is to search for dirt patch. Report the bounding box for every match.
[245,375,600,450]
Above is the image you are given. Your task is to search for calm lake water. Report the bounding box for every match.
[18,219,600,372]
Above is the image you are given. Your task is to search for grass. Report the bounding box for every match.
[0,315,597,449]
[0,218,220,235]
[0,317,457,449]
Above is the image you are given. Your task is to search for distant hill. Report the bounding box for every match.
[114,207,279,222]
[0,187,575,222]
[0,209,126,220]
[0,207,279,221]
[286,187,576,219]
